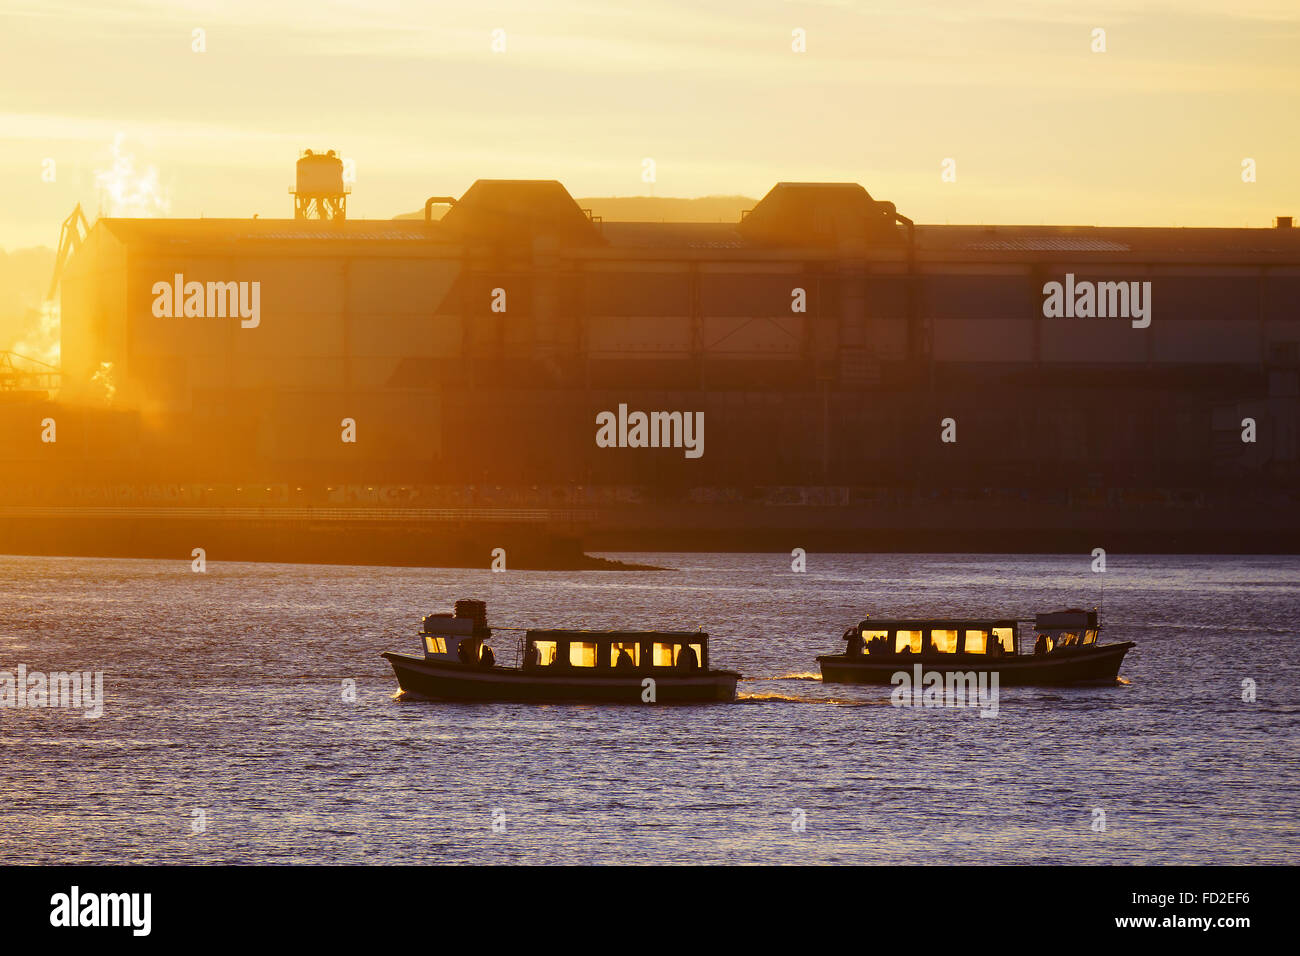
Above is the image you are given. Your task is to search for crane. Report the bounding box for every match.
[46,203,90,300]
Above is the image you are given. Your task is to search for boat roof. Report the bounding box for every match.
[856,619,1019,629]
[525,628,705,642]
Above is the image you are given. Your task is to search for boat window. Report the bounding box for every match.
[652,642,676,666]
[424,636,447,655]
[532,640,558,666]
[570,641,598,667]
[929,629,959,653]
[685,643,703,667]
[861,630,889,653]
[612,642,640,667]
[1057,631,1081,647]
[1083,629,1099,645]
[895,629,923,654]
[991,627,1015,654]
[963,630,988,654]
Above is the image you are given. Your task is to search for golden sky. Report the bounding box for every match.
[1,0,1298,249]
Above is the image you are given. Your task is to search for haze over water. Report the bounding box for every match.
[1,552,1296,865]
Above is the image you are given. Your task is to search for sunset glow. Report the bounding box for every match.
[3,0,1298,251]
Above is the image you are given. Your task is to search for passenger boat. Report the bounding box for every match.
[817,609,1134,685]
[382,599,739,703]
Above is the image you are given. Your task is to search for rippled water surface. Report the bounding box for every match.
[1,552,1297,864]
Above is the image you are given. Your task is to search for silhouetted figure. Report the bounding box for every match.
[616,647,635,670]
[480,645,495,668]
[1034,634,1048,656]
[677,645,698,671]
[846,629,865,657]
[524,645,539,668]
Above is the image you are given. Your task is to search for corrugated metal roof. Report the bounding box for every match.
[599,222,744,248]
[100,218,433,243]
[966,237,1132,252]
[916,224,1300,258]
[85,214,1300,262]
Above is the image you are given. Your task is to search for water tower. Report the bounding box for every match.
[291,149,349,220]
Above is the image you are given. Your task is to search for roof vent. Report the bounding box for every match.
[439,180,603,245]
[737,182,909,247]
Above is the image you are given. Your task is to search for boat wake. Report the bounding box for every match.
[736,692,879,706]
[739,672,823,682]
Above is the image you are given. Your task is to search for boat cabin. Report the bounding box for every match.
[420,610,493,665]
[843,618,1020,657]
[1031,609,1100,654]
[523,629,709,672]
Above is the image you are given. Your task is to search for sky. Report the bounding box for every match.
[1,0,1298,250]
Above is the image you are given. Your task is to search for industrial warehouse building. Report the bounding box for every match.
[5,175,1300,554]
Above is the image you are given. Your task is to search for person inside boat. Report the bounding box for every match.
[844,627,864,657]
[1034,634,1048,655]
[677,644,698,671]
[616,646,636,669]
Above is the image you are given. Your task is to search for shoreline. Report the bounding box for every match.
[1,505,1296,570]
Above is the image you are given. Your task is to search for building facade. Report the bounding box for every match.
[4,178,1297,550]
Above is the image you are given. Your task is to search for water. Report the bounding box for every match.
[1,552,1296,864]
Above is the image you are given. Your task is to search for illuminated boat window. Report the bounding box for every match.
[861,629,889,653]
[612,642,640,668]
[533,640,558,666]
[652,642,677,666]
[569,642,598,667]
[929,629,959,653]
[895,629,923,654]
[424,636,447,655]
[963,629,989,653]
[992,627,1015,653]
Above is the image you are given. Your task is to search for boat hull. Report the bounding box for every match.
[817,642,1135,686]
[382,652,738,703]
